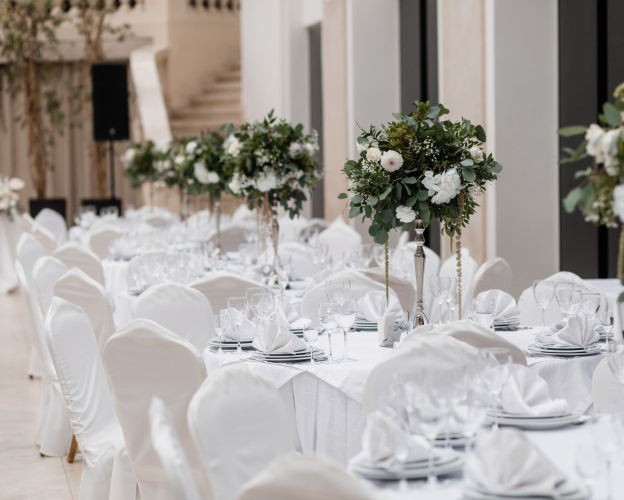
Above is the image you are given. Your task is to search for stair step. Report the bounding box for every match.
[217,70,241,82]
[170,118,244,131]
[171,109,243,121]
[193,91,240,105]
[206,80,241,92]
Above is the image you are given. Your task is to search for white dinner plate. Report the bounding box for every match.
[531,342,601,351]
[488,410,570,419]
[208,339,254,345]
[257,347,323,357]
[486,413,579,430]
[464,480,585,500]
[350,449,464,480]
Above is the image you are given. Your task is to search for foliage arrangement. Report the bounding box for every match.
[0,177,25,219]
[339,101,502,312]
[559,82,624,282]
[122,140,169,189]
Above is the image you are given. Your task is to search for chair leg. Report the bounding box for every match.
[67,435,78,463]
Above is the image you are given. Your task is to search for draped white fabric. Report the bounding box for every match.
[30,222,57,255]
[45,298,137,500]
[360,267,415,316]
[259,241,317,279]
[90,226,123,260]
[103,319,208,499]
[316,217,362,266]
[0,213,23,293]
[132,283,215,353]
[592,354,624,414]
[54,268,116,356]
[190,273,264,315]
[53,241,105,286]
[211,226,247,252]
[32,256,68,314]
[35,208,67,247]
[187,364,296,500]
[466,257,513,302]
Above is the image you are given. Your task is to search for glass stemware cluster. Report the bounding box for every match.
[317,279,357,363]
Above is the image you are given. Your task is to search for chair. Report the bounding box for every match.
[300,270,400,324]
[32,256,68,314]
[190,273,264,315]
[299,218,327,241]
[395,230,410,248]
[35,208,67,247]
[53,241,105,286]
[188,364,296,500]
[15,261,72,456]
[54,268,116,355]
[316,217,362,266]
[277,215,308,243]
[400,243,441,318]
[259,242,317,279]
[238,453,381,500]
[360,267,415,316]
[438,247,479,318]
[45,298,137,499]
[90,225,123,260]
[149,398,203,500]
[466,257,513,302]
[132,283,215,353]
[31,222,57,255]
[211,225,247,252]
[143,212,177,228]
[103,319,208,500]
[518,271,608,326]
[593,354,624,414]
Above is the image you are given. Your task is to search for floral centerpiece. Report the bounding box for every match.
[560,82,624,288]
[122,140,169,206]
[0,177,25,220]
[339,101,502,316]
[225,110,321,253]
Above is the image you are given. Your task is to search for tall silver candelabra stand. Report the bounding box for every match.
[413,219,428,328]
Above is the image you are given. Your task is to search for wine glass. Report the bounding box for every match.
[581,293,601,321]
[575,442,604,500]
[325,279,351,304]
[246,286,266,320]
[276,254,293,285]
[555,282,574,319]
[335,300,357,362]
[302,323,319,363]
[477,347,512,430]
[220,309,233,355]
[430,277,451,325]
[373,245,392,267]
[359,243,373,268]
[250,292,275,322]
[227,296,248,355]
[600,311,614,350]
[453,391,488,456]
[471,298,495,330]
[318,303,340,363]
[413,381,446,489]
[212,254,228,272]
[213,314,224,355]
[342,251,360,270]
[561,289,583,319]
[533,280,555,335]
[447,287,458,323]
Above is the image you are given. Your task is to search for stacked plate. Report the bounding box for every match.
[494,317,520,328]
[486,410,580,430]
[350,448,464,480]
[526,342,602,358]
[353,320,378,331]
[251,347,326,363]
[434,430,466,447]
[290,328,304,338]
[464,479,586,500]
[208,338,255,351]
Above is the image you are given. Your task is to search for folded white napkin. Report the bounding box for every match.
[476,289,521,323]
[546,319,567,334]
[356,291,403,322]
[221,312,256,340]
[536,314,599,346]
[465,428,566,497]
[351,410,430,473]
[251,319,309,353]
[378,312,399,347]
[500,365,569,416]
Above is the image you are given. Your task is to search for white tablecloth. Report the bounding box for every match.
[0,213,22,294]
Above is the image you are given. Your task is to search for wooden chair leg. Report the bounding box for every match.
[67,435,78,463]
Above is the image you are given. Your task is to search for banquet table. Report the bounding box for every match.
[201,326,607,465]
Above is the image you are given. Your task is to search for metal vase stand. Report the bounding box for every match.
[412,219,428,328]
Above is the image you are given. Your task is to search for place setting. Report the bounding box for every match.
[250,319,327,364]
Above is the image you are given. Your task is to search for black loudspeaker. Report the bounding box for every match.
[91,63,130,141]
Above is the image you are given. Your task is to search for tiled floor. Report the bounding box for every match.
[0,290,82,499]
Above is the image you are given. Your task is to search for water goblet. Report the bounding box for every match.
[471,298,495,330]
[251,292,275,322]
[227,296,248,355]
[342,251,360,270]
[246,286,266,320]
[302,324,319,363]
[476,347,512,430]
[212,254,228,272]
[318,303,340,363]
[220,309,233,354]
[325,279,351,304]
[413,383,446,489]
[581,293,601,320]
[600,311,614,350]
[359,243,374,268]
[561,289,583,319]
[575,442,604,500]
[453,392,488,456]
[445,277,457,323]
[555,282,574,319]
[533,280,555,335]
[276,254,293,283]
[335,300,357,362]
[430,277,451,325]
[213,314,224,355]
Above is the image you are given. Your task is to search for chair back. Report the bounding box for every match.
[211,226,247,252]
[54,268,115,355]
[53,241,105,285]
[188,364,295,500]
[277,215,308,243]
[103,319,206,484]
[593,354,624,414]
[17,232,47,291]
[149,398,204,500]
[467,257,513,302]
[32,256,68,314]
[190,273,264,315]
[316,217,362,266]
[360,268,415,315]
[439,248,478,318]
[35,208,67,246]
[90,225,123,260]
[31,223,57,255]
[132,283,215,352]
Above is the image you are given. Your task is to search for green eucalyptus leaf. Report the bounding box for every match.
[404,177,418,184]
[357,136,369,145]
[558,125,587,137]
[367,197,378,206]
[374,231,389,245]
[349,207,361,219]
[461,158,474,166]
[419,209,431,222]
[369,223,380,236]
[475,125,486,142]
[406,196,417,207]
[427,107,440,119]
[395,183,402,198]
[418,201,429,211]
[337,193,348,199]
[392,113,404,121]
[379,186,393,200]
[604,102,621,127]
[365,205,372,217]
[416,190,429,201]
[563,187,582,213]
[380,210,393,222]
[462,166,476,182]
[492,162,503,174]
[351,194,363,204]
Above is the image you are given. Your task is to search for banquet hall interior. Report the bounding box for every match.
[2,0,624,499]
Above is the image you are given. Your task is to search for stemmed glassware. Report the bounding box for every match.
[600,311,614,350]
[220,309,232,355]
[444,278,457,323]
[302,323,319,363]
[227,296,248,355]
[359,244,373,268]
[318,303,340,363]
[453,391,488,455]
[575,443,604,500]
[581,293,601,321]
[325,279,351,304]
[276,254,293,287]
[430,277,451,325]
[213,314,224,355]
[561,289,583,320]
[250,292,276,323]
[533,280,555,335]
[342,251,360,270]
[471,298,495,330]
[555,282,574,320]
[246,287,266,321]
[477,347,512,430]
[335,300,357,362]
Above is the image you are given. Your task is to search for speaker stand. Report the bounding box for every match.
[109,141,116,199]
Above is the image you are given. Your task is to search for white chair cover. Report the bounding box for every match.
[149,398,203,500]
[15,261,72,456]
[395,231,410,249]
[90,225,124,260]
[466,257,513,302]
[35,208,67,246]
[190,273,264,315]
[400,243,441,318]
[592,354,624,414]
[360,268,415,316]
[404,319,526,365]
[260,242,317,279]
[31,222,57,255]
[125,250,166,289]
[103,319,208,500]
[364,334,479,413]
[300,270,400,324]
[54,267,116,356]
[142,213,176,228]
[32,256,68,314]
[518,271,608,326]
[45,298,137,500]
[53,241,105,286]
[439,248,478,318]
[277,215,308,243]
[132,283,215,353]
[212,225,247,252]
[231,204,255,224]
[299,218,328,240]
[238,453,381,500]
[188,364,296,500]
[316,217,362,266]
[20,212,36,233]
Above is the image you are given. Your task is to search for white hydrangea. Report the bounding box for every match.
[422,171,436,196]
[154,140,169,154]
[396,205,416,223]
[304,142,319,155]
[613,185,624,222]
[356,140,369,154]
[174,155,185,166]
[366,147,382,162]
[8,178,24,191]
[224,135,242,157]
[256,168,278,192]
[185,141,198,155]
[601,128,622,176]
[122,147,136,166]
[228,173,243,194]
[289,142,303,157]
[469,146,484,162]
[431,168,462,204]
[380,150,404,172]
[194,162,214,184]
[585,124,605,162]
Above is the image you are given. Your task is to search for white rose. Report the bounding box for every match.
[304,142,318,155]
[0,198,9,210]
[380,150,404,172]
[366,147,382,162]
[8,178,24,191]
[469,146,484,162]
[431,168,462,204]
[289,142,303,157]
[256,168,278,192]
[206,171,220,184]
[585,124,605,161]
[122,148,136,165]
[154,140,169,154]
[601,128,621,175]
[174,155,185,166]
[227,137,242,157]
[613,185,624,222]
[193,162,211,184]
[185,141,198,155]
[396,205,416,224]
[357,141,369,154]
[154,161,165,173]
[421,171,436,196]
[228,174,242,194]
